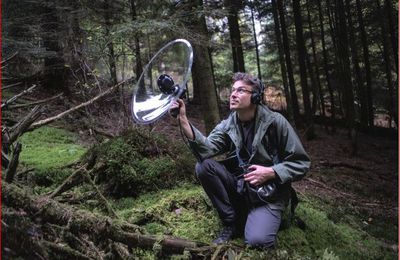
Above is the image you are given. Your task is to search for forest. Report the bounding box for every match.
[1,0,398,259]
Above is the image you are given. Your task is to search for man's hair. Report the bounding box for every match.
[232,72,263,94]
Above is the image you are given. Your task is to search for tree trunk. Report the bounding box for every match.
[250,6,262,80]
[317,0,337,132]
[384,0,398,73]
[376,0,397,128]
[41,3,68,94]
[355,0,373,127]
[224,0,246,72]
[335,0,357,154]
[104,0,118,85]
[292,0,315,139]
[271,0,293,122]
[306,0,325,121]
[191,0,220,134]
[277,0,300,127]
[345,0,367,127]
[130,0,143,81]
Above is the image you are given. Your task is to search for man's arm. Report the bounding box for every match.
[170,99,194,140]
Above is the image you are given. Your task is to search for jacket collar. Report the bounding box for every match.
[225,105,276,153]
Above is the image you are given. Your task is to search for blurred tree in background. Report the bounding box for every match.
[2,0,398,142]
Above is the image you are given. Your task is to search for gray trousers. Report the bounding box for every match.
[195,159,281,247]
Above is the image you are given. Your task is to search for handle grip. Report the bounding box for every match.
[170,106,180,118]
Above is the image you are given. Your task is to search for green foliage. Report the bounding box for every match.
[83,127,196,197]
[112,186,396,260]
[18,127,87,187]
[278,199,396,260]
[114,184,218,243]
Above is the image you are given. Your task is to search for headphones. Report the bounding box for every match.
[250,78,265,104]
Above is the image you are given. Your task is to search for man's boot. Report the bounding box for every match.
[212,225,236,244]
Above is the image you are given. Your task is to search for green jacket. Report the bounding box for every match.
[188,105,310,210]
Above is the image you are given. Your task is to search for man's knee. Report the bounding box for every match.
[195,159,215,180]
[245,233,276,248]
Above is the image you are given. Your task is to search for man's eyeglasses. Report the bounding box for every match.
[231,87,254,95]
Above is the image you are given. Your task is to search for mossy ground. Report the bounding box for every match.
[18,126,87,190]
[112,184,396,260]
[15,126,397,259]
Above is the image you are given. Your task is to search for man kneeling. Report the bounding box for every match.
[170,72,310,247]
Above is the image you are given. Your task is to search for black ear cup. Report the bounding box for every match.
[251,79,264,104]
[251,92,261,104]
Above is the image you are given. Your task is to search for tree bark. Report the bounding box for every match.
[306,0,325,120]
[190,0,220,134]
[292,0,315,138]
[376,0,397,128]
[104,0,118,85]
[277,0,300,126]
[250,5,261,80]
[3,183,210,256]
[345,0,366,127]
[41,3,68,94]
[335,0,357,154]
[384,0,398,73]
[224,0,246,72]
[355,0,373,127]
[271,0,293,122]
[130,0,143,81]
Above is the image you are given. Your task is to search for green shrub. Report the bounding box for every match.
[83,127,196,197]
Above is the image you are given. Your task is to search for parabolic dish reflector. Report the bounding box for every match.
[131,39,193,124]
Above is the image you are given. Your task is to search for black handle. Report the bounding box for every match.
[170,106,180,118]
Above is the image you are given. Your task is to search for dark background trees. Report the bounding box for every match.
[2,0,398,259]
[3,0,398,147]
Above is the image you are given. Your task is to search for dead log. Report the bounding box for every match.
[8,105,42,144]
[5,142,22,183]
[3,183,210,255]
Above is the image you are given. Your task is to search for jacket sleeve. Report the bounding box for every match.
[271,114,311,184]
[187,120,230,161]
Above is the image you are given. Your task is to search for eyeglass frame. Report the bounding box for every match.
[230,87,255,95]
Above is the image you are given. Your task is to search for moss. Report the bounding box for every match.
[112,185,396,260]
[18,127,87,189]
[84,127,196,197]
[114,184,218,243]
[278,200,396,260]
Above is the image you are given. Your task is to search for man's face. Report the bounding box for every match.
[229,80,255,111]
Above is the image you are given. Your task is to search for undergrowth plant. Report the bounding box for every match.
[18,126,87,188]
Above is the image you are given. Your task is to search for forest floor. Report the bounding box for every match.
[95,98,399,250]
[145,101,399,250]
[3,88,399,259]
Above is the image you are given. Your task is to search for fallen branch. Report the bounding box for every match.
[5,143,22,183]
[1,51,18,66]
[3,183,211,256]
[2,82,23,90]
[8,105,42,144]
[48,165,87,199]
[9,93,63,109]
[30,78,133,129]
[1,84,37,109]
[81,168,118,218]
